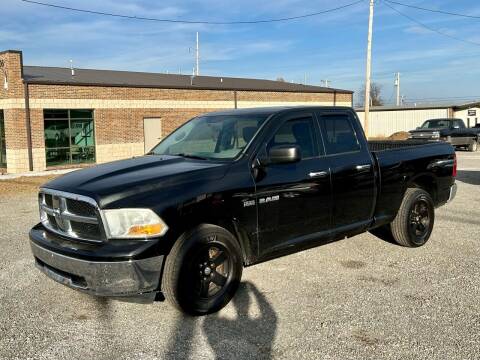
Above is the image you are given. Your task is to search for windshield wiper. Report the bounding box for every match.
[171,153,209,160]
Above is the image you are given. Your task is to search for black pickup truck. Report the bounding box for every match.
[30,106,457,315]
[409,118,480,151]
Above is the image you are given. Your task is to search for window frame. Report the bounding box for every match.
[44,109,96,167]
[316,111,363,157]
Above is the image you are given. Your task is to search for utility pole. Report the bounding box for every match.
[394,72,401,106]
[195,32,200,76]
[304,73,307,85]
[363,0,375,138]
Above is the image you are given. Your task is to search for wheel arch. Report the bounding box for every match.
[407,173,438,204]
[165,213,256,267]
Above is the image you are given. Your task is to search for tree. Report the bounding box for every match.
[276,77,286,82]
[357,82,384,107]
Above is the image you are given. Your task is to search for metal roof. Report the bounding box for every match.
[22,65,353,94]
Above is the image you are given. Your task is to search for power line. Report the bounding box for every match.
[19,0,364,25]
[384,0,480,20]
[383,1,480,47]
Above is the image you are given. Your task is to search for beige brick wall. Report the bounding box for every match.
[0,51,24,99]
[6,148,29,173]
[0,52,29,174]
[96,142,144,163]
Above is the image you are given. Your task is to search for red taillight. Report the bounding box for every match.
[452,153,457,177]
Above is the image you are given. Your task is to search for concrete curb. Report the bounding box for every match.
[0,168,78,180]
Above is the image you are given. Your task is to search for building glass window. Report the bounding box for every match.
[0,111,6,168]
[44,109,95,166]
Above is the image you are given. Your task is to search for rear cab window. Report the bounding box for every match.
[318,113,361,155]
[453,119,465,129]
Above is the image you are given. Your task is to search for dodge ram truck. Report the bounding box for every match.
[409,118,480,151]
[30,106,457,315]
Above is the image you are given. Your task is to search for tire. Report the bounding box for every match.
[162,224,243,315]
[468,140,478,152]
[390,188,435,247]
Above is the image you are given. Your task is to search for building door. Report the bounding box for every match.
[144,118,162,153]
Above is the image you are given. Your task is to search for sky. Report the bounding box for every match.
[2,0,480,105]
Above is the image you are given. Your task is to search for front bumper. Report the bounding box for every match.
[30,239,164,298]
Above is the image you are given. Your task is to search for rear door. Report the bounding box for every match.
[316,110,376,231]
[254,111,332,256]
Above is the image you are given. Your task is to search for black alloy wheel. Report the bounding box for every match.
[391,188,435,247]
[162,224,243,315]
[408,199,431,243]
[193,244,232,299]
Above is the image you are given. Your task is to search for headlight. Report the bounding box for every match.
[102,209,168,239]
[432,131,440,139]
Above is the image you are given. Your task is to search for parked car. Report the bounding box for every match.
[409,118,480,151]
[44,124,68,142]
[30,106,457,315]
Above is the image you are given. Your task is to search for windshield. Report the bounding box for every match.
[420,119,450,129]
[150,114,269,160]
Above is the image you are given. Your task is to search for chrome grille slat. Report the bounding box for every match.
[39,189,105,243]
[40,204,98,224]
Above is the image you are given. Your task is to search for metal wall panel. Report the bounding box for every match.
[355,108,449,138]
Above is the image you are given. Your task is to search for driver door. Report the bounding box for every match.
[254,112,332,257]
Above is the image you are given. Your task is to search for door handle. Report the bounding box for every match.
[308,171,328,178]
[355,164,371,171]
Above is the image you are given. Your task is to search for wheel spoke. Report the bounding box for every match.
[199,279,210,297]
[417,222,426,232]
[211,272,227,287]
[212,251,227,267]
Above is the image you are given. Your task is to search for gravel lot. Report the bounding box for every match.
[0,152,479,360]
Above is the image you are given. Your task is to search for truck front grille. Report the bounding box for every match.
[39,190,105,242]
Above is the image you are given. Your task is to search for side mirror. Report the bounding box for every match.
[267,145,301,165]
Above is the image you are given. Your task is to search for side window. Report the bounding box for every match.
[267,116,319,159]
[321,114,361,155]
[453,120,464,128]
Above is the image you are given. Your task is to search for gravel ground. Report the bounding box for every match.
[0,152,479,360]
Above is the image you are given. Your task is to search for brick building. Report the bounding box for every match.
[0,50,353,174]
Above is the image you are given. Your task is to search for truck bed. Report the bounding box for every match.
[368,139,455,226]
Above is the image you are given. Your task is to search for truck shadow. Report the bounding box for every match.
[165,281,277,360]
[456,170,480,186]
[368,226,397,245]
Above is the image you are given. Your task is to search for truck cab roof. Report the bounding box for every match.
[201,106,354,117]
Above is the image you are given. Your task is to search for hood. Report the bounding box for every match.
[409,128,446,133]
[42,155,229,207]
